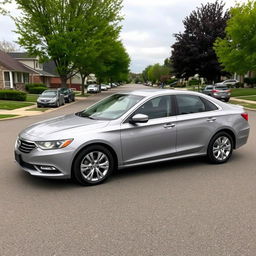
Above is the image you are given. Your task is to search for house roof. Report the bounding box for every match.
[0,50,35,73]
[8,52,36,59]
[43,61,59,77]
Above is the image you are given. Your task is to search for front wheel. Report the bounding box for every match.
[207,132,233,164]
[72,145,115,186]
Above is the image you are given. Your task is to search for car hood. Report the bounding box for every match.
[20,114,110,140]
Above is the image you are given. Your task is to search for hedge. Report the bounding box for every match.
[25,83,46,90]
[0,90,27,101]
[28,87,47,94]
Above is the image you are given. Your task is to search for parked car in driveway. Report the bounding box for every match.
[59,88,75,103]
[15,90,250,186]
[216,79,239,86]
[37,89,65,108]
[202,85,231,102]
[87,84,100,93]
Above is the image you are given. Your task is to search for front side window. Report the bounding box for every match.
[78,94,143,120]
[176,95,206,115]
[134,96,172,119]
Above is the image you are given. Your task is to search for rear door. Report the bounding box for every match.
[120,95,177,165]
[175,94,219,155]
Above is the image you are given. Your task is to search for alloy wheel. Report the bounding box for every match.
[212,136,231,161]
[80,151,109,182]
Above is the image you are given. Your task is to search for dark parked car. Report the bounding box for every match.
[59,88,75,103]
[202,85,231,102]
[37,89,65,108]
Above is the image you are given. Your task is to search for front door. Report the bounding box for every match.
[120,95,177,166]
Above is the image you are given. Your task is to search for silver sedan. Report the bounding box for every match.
[15,90,250,185]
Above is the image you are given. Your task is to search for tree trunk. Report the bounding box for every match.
[81,76,86,96]
[60,75,68,88]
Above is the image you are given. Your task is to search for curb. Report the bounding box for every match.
[0,115,24,121]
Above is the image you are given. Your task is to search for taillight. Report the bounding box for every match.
[212,89,220,93]
[241,113,248,121]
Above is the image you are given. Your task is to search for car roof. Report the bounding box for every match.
[123,89,204,97]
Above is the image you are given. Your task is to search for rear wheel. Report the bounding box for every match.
[73,145,114,186]
[207,132,233,164]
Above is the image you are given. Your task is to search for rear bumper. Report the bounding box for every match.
[236,127,250,149]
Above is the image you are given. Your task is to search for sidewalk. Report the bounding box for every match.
[230,97,256,104]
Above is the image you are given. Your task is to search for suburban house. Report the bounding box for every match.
[9,52,97,90]
[9,52,55,87]
[0,50,35,90]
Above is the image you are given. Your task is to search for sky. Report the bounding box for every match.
[0,0,248,73]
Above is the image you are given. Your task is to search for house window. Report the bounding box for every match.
[23,73,29,83]
[17,73,22,83]
[4,72,11,88]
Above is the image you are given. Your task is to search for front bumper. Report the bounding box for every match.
[14,144,75,179]
[37,101,57,107]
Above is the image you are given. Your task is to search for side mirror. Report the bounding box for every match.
[130,114,149,123]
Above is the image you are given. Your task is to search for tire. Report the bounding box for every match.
[72,145,115,186]
[55,101,60,108]
[207,132,234,164]
[37,104,41,108]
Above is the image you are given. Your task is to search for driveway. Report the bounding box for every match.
[1,84,256,256]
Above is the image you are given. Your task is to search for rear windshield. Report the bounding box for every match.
[215,86,228,90]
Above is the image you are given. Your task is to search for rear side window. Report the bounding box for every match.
[201,97,219,111]
[176,95,206,115]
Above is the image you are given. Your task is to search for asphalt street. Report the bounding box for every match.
[0,84,256,256]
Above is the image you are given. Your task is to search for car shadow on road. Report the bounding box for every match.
[17,153,242,189]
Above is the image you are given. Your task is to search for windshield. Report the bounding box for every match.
[88,85,97,88]
[77,94,143,120]
[41,91,57,97]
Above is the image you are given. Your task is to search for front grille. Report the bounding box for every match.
[19,139,36,153]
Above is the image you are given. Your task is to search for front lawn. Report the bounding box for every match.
[0,114,18,119]
[26,107,50,112]
[231,88,256,97]
[236,95,256,101]
[229,100,256,110]
[26,94,39,102]
[0,100,34,110]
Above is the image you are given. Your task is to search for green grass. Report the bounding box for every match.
[76,93,91,97]
[231,88,256,97]
[0,100,34,110]
[236,95,256,101]
[0,114,18,119]
[230,100,256,110]
[26,107,50,112]
[26,94,39,102]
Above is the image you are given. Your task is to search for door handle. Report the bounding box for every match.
[164,123,176,128]
[207,117,216,122]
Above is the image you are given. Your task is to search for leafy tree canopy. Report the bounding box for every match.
[171,1,229,81]
[214,1,256,75]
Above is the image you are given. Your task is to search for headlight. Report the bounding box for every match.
[35,139,73,150]
[50,97,57,102]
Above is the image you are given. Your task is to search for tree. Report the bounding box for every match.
[214,1,256,76]
[0,40,18,52]
[2,0,123,87]
[171,1,229,82]
[143,64,171,84]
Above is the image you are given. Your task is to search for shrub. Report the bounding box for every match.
[188,79,200,86]
[28,87,47,94]
[0,90,27,101]
[25,83,47,92]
